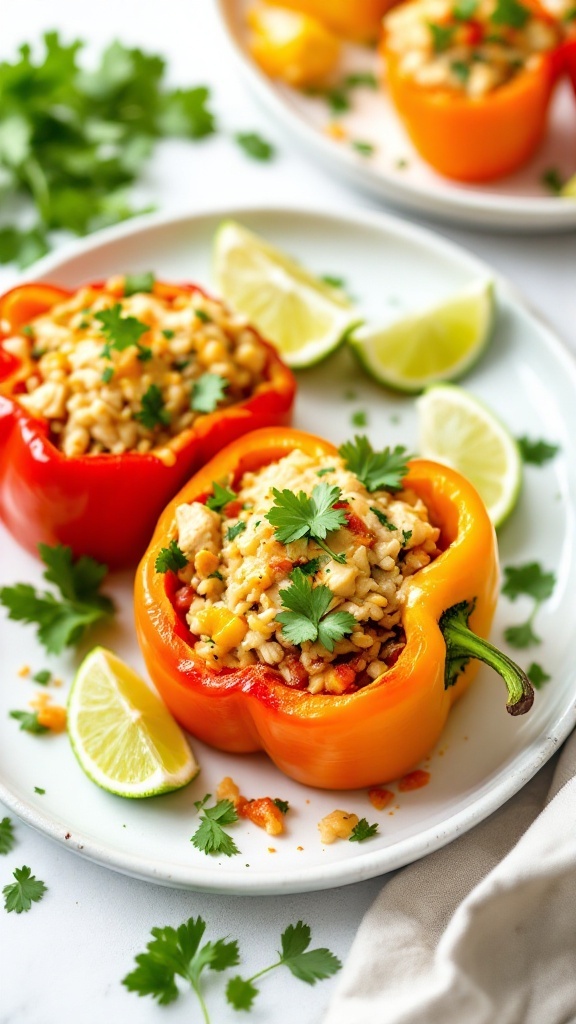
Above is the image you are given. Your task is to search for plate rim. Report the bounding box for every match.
[1,199,576,895]
[215,0,576,233]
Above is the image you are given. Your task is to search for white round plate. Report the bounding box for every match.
[1,204,575,895]
[217,0,576,232]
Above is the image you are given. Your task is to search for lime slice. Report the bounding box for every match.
[68,647,198,798]
[417,384,522,527]
[213,220,360,368]
[348,278,494,393]
[561,175,576,198]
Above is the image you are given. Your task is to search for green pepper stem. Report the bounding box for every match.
[440,602,534,716]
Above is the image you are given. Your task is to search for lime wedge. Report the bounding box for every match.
[348,278,494,393]
[417,384,522,527]
[67,647,198,798]
[213,220,360,368]
[561,175,576,198]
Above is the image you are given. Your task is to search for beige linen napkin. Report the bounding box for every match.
[324,733,576,1024]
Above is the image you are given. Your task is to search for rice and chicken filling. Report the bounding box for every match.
[173,447,441,695]
[385,0,559,98]
[1,276,268,460]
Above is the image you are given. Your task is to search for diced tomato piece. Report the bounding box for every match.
[398,769,431,792]
[368,787,394,810]
[239,797,284,835]
[281,654,309,688]
[174,585,196,613]
[270,556,294,574]
[224,500,243,518]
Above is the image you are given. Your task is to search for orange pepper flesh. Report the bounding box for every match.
[381,45,558,182]
[265,0,395,40]
[0,282,295,568]
[135,427,532,790]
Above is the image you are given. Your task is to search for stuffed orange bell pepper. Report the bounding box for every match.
[264,0,396,41]
[135,427,533,790]
[0,276,295,569]
[381,0,562,182]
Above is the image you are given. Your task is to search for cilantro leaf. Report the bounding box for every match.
[206,482,237,512]
[344,71,378,88]
[226,975,259,1010]
[136,384,170,430]
[155,540,188,574]
[428,22,456,51]
[527,662,551,689]
[235,132,275,161]
[122,915,239,1008]
[158,86,216,139]
[279,921,342,984]
[0,544,113,654]
[349,818,379,842]
[502,563,556,603]
[351,140,375,157]
[351,410,368,427]
[226,521,246,543]
[191,373,228,414]
[266,484,348,563]
[3,866,47,913]
[370,507,397,531]
[0,817,15,855]
[453,0,479,17]
[517,437,559,466]
[491,0,530,27]
[191,797,240,857]
[32,669,52,686]
[504,621,540,648]
[124,271,155,296]
[339,436,411,492]
[277,569,356,652]
[274,799,290,814]
[9,710,48,734]
[299,558,322,576]
[95,303,149,356]
[402,529,412,546]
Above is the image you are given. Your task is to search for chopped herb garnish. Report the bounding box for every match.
[32,669,52,686]
[370,507,397,531]
[541,168,563,194]
[34,787,46,795]
[351,140,375,157]
[395,158,409,170]
[206,482,237,512]
[517,436,559,465]
[349,818,379,842]
[344,71,378,89]
[0,543,113,654]
[135,384,170,429]
[527,662,551,689]
[0,817,15,855]
[451,60,470,83]
[266,484,349,564]
[194,309,211,323]
[208,570,224,582]
[124,271,155,296]
[191,795,240,857]
[316,466,335,477]
[351,410,368,427]
[276,568,356,652]
[162,328,175,339]
[491,0,530,28]
[339,435,411,492]
[453,0,479,17]
[320,275,346,290]
[502,562,555,649]
[21,326,34,337]
[9,710,48,734]
[191,372,228,413]
[31,346,46,360]
[101,366,114,384]
[274,799,290,814]
[3,866,47,913]
[155,540,188,574]
[428,22,456,52]
[226,521,246,543]
[299,558,322,576]
[402,530,412,546]
[95,304,149,358]
[235,131,275,161]
[327,88,350,114]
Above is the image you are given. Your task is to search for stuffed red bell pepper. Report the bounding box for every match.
[0,275,295,568]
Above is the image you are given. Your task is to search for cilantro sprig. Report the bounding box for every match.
[191,795,240,857]
[502,562,556,648]
[339,436,411,493]
[266,484,348,564]
[234,132,275,161]
[491,0,530,28]
[206,482,237,512]
[9,710,48,734]
[95,303,151,360]
[517,437,559,466]
[3,866,47,913]
[0,543,113,654]
[191,373,229,414]
[0,817,15,856]
[276,569,356,652]
[349,818,379,842]
[155,540,188,574]
[123,917,340,1018]
[135,384,170,430]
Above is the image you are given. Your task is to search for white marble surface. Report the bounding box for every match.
[0,2,574,1022]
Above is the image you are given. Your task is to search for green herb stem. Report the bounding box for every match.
[440,601,534,715]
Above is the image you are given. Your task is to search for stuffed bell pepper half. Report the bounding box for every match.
[0,276,295,567]
[135,427,533,790]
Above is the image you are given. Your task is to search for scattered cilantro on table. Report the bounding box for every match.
[0,33,216,266]
[3,866,47,913]
[517,437,559,465]
[0,818,15,856]
[32,669,52,686]
[0,543,113,654]
[34,787,46,795]
[266,483,349,564]
[191,796,240,857]
[339,436,411,492]
[191,373,229,414]
[9,710,48,734]
[351,140,375,157]
[276,568,356,652]
[351,410,368,428]
[155,540,188,575]
[349,818,379,842]
[527,662,551,689]
[502,562,556,649]
[234,132,275,161]
[206,482,237,513]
